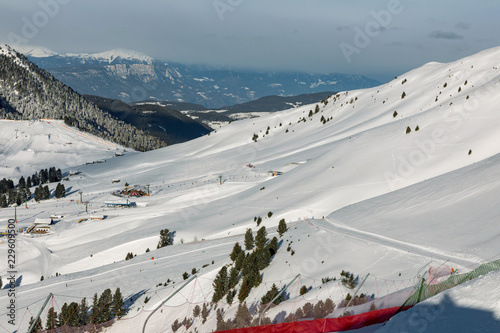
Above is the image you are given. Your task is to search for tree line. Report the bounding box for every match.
[0,166,65,208]
[28,288,125,332]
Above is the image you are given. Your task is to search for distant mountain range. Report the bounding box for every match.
[17,46,381,108]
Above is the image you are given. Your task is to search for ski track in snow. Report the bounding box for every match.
[313,218,481,268]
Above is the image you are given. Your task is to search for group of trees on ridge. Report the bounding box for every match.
[0,166,65,207]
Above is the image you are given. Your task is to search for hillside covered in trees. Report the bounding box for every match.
[0,45,166,151]
[84,95,211,145]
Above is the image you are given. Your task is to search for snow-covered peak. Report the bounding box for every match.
[64,48,154,64]
[3,44,154,63]
[9,44,58,57]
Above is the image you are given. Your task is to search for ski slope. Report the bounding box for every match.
[0,119,132,179]
[1,47,500,332]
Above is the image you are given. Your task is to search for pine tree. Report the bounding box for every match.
[40,169,48,184]
[238,278,252,302]
[98,289,113,322]
[112,288,125,318]
[256,248,271,271]
[216,308,228,331]
[294,308,304,320]
[59,302,68,326]
[313,300,326,319]
[45,306,59,330]
[28,316,42,332]
[201,303,209,324]
[241,252,261,287]
[244,228,254,250]
[226,289,236,305]
[18,176,26,188]
[303,302,314,318]
[6,189,15,206]
[228,266,239,289]
[256,216,262,226]
[171,319,182,332]
[230,242,242,261]
[34,186,40,202]
[67,302,79,326]
[26,176,32,188]
[91,293,100,324]
[234,302,252,328]
[14,189,22,206]
[277,219,287,237]
[157,229,172,248]
[25,187,31,201]
[261,283,280,305]
[32,173,39,186]
[266,237,278,257]
[324,298,336,315]
[49,167,57,183]
[78,298,90,326]
[212,266,228,302]
[43,185,50,200]
[235,251,245,271]
[369,302,377,311]
[193,304,201,318]
[55,183,66,198]
[0,194,7,208]
[255,226,267,250]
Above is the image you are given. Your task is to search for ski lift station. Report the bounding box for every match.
[105,201,136,208]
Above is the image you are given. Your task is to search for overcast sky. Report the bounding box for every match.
[1,0,499,82]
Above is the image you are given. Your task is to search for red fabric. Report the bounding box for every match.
[216,306,413,333]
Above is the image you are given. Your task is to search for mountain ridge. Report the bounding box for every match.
[15,45,381,108]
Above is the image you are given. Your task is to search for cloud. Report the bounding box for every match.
[456,22,470,30]
[336,26,350,32]
[429,31,464,40]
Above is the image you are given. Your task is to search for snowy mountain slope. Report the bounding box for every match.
[0,119,133,179]
[1,47,500,332]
